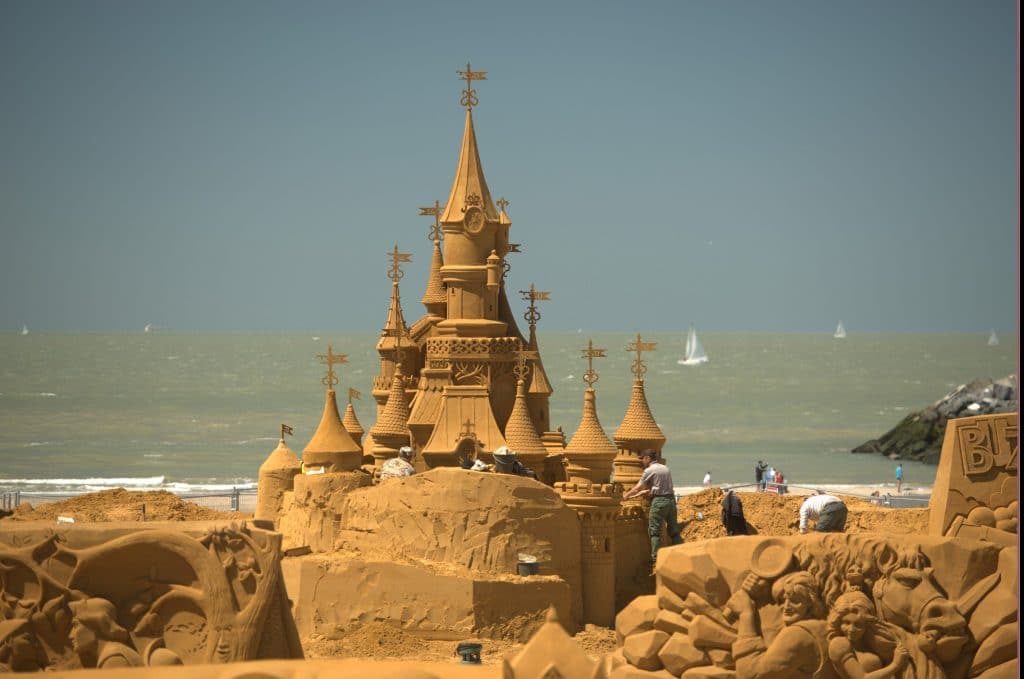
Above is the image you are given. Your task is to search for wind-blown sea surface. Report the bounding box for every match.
[0,331,1016,494]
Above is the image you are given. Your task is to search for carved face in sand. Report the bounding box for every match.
[69,615,98,657]
[873,566,968,663]
[771,572,826,626]
[829,591,878,646]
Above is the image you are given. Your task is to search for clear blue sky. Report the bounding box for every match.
[1,1,1017,333]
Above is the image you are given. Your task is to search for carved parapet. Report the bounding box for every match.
[425,336,522,358]
[371,374,418,393]
[929,412,1018,544]
[0,521,302,672]
[615,533,1017,679]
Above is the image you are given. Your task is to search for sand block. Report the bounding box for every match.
[615,595,659,644]
[0,520,301,671]
[622,629,669,671]
[283,553,572,641]
[929,412,1018,542]
[657,632,709,676]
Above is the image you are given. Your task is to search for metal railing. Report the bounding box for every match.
[717,482,930,508]
[2,488,257,513]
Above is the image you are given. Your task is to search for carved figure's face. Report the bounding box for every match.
[69,617,97,657]
[779,589,812,625]
[838,602,873,643]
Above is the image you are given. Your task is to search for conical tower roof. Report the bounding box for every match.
[342,401,364,444]
[259,438,301,475]
[381,280,410,340]
[304,389,361,456]
[440,110,498,224]
[565,388,617,455]
[615,379,666,445]
[420,238,446,309]
[369,365,411,439]
[503,379,547,454]
[527,330,553,396]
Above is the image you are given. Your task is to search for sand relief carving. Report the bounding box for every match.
[615,534,1016,679]
[0,522,301,671]
[928,413,1018,547]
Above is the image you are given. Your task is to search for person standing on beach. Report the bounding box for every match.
[755,460,767,491]
[895,464,903,494]
[623,449,683,565]
[799,492,848,533]
[703,471,712,489]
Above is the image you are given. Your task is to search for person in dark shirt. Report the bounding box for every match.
[721,490,749,535]
[754,460,768,491]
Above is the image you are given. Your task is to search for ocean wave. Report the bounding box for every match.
[0,476,166,487]
[231,437,278,445]
[0,476,257,494]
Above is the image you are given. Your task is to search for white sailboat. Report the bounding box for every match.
[677,325,709,365]
[987,329,999,346]
[20,324,29,336]
[833,321,847,339]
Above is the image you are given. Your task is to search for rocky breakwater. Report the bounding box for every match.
[853,374,1017,463]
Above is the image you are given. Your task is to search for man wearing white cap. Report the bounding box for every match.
[379,445,417,481]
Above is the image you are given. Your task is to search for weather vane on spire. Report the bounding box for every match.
[419,200,444,242]
[580,340,607,388]
[513,348,539,384]
[457,62,487,110]
[387,244,412,282]
[520,283,551,333]
[496,197,509,213]
[626,333,657,380]
[317,344,347,389]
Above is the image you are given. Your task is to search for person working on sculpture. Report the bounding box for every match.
[622,449,682,564]
[379,445,416,481]
[799,492,848,533]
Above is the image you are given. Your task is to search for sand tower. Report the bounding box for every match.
[361,63,562,467]
[501,350,549,476]
[341,387,364,448]
[255,426,301,524]
[613,334,667,489]
[302,346,362,474]
[563,340,618,484]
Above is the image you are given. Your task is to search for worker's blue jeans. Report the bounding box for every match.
[648,496,683,563]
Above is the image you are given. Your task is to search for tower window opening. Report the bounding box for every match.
[604,538,610,553]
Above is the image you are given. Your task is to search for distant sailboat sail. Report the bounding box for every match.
[21,324,29,336]
[833,321,847,339]
[678,325,709,365]
[987,329,999,346]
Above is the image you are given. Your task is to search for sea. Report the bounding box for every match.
[0,331,1016,496]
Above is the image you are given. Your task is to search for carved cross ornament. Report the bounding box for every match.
[387,245,412,282]
[627,333,657,380]
[457,62,487,110]
[317,345,348,389]
[419,200,444,242]
[580,340,607,388]
[514,349,539,383]
[520,283,551,331]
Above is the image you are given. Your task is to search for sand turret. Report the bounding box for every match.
[564,341,617,484]
[368,362,412,467]
[613,334,666,489]
[255,432,301,524]
[341,390,365,447]
[502,354,548,476]
[303,390,361,473]
[372,247,415,423]
[419,200,448,320]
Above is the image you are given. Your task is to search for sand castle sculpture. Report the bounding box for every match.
[254,63,666,642]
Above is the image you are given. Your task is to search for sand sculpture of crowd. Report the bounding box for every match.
[1,66,1017,678]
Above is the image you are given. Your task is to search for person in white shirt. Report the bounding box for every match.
[799,492,847,533]
[702,471,712,488]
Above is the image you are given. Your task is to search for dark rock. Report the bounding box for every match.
[851,375,1016,464]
